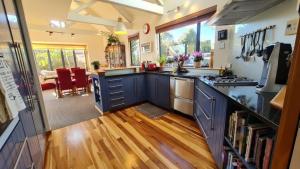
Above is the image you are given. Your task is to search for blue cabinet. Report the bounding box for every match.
[194,79,228,168]
[125,75,146,105]
[146,74,170,110]
[95,74,147,112]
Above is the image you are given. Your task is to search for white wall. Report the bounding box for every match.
[228,0,298,80]
[28,30,106,70]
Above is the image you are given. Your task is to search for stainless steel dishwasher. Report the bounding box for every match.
[170,77,194,116]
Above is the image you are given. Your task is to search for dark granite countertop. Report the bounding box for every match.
[199,78,281,128]
[102,71,202,79]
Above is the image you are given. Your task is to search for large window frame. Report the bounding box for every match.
[33,44,87,71]
[128,33,141,66]
[156,6,217,67]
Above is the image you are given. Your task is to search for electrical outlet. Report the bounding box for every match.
[285,19,299,35]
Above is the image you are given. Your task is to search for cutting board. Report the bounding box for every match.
[270,86,286,109]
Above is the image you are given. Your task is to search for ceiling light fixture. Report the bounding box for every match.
[50,20,66,28]
[71,33,75,38]
[114,17,127,35]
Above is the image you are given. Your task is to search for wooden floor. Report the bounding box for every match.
[44,107,217,169]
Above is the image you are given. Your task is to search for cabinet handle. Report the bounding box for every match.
[211,98,216,130]
[195,86,213,101]
[109,91,124,95]
[111,103,125,108]
[195,116,209,139]
[196,102,211,121]
[107,78,122,82]
[111,97,125,101]
[109,84,123,89]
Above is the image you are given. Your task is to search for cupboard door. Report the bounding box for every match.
[146,74,156,104]
[156,75,170,109]
[124,76,136,106]
[136,75,146,102]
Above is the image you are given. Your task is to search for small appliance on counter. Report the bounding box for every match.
[141,61,158,71]
[257,42,292,92]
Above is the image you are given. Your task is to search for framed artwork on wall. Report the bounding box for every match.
[141,42,152,53]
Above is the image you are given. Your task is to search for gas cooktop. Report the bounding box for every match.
[202,75,258,86]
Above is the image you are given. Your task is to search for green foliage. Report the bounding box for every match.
[159,55,167,65]
[107,34,120,44]
[200,40,212,53]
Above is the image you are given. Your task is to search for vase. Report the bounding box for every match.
[194,61,201,68]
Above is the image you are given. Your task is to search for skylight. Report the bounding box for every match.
[50,20,66,28]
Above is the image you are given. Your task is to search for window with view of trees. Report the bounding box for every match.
[159,20,215,67]
[33,45,87,71]
[129,34,140,66]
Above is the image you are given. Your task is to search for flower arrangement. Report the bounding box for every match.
[173,54,189,73]
[174,54,190,62]
[193,51,203,62]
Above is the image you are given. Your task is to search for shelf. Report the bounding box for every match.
[208,0,287,26]
[224,137,256,169]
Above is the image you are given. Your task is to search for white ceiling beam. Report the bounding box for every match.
[99,0,164,15]
[155,0,164,5]
[73,1,113,32]
[112,5,134,23]
[71,0,96,13]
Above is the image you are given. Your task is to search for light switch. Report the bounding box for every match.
[285,19,299,35]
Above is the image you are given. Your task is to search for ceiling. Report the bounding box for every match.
[22,0,164,36]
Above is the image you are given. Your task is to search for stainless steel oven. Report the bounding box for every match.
[170,77,194,116]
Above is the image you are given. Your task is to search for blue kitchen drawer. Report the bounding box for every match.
[195,81,215,117]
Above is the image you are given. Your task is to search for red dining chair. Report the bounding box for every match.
[56,68,74,97]
[70,67,80,73]
[73,69,89,93]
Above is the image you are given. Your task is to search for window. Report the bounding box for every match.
[159,24,198,66]
[156,6,216,67]
[129,34,140,66]
[49,49,63,69]
[34,49,50,70]
[74,49,87,68]
[32,44,87,71]
[63,49,76,68]
[159,21,215,67]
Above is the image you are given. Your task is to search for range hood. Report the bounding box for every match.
[208,0,287,26]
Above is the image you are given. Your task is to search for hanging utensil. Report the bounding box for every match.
[256,28,267,57]
[236,35,246,59]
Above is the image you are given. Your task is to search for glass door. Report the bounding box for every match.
[2,0,44,168]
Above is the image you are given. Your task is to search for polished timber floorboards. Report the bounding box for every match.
[45,107,217,169]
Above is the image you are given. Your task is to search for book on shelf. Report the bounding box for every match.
[224,151,246,169]
[255,137,267,169]
[262,138,273,169]
[228,111,247,146]
[245,124,269,162]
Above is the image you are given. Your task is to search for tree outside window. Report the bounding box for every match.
[159,20,215,67]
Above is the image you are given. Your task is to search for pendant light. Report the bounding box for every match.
[114,17,127,35]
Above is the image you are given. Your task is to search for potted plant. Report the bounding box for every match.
[91,61,100,70]
[158,55,167,67]
[193,51,203,68]
[107,34,120,45]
